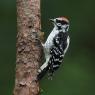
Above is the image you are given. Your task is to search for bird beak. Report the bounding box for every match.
[49,19,56,25]
[49,19,54,22]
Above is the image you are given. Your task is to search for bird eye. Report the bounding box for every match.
[57,23,61,26]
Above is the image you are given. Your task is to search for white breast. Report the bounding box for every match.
[44,28,59,52]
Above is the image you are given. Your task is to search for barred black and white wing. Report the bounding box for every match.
[48,32,70,77]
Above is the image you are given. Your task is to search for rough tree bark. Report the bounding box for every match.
[13,0,42,95]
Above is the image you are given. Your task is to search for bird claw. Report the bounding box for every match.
[48,72,54,80]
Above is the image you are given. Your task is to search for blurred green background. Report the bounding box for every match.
[0,0,95,95]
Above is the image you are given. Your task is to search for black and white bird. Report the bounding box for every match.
[38,17,70,80]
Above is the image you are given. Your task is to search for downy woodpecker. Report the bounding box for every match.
[38,17,70,80]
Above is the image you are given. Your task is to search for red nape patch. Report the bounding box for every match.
[58,16,69,22]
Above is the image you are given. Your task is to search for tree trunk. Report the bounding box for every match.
[13,0,42,95]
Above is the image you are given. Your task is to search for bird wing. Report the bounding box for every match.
[48,32,69,76]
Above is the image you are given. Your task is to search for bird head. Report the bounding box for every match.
[50,17,69,32]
